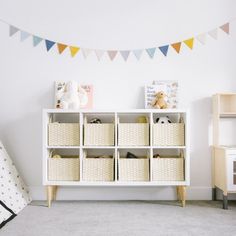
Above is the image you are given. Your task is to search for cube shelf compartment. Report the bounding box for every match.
[43,109,189,207]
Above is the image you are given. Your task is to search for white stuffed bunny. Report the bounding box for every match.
[61,81,80,109]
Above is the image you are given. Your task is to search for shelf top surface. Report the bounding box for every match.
[43,108,188,114]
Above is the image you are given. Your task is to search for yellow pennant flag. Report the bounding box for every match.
[69,46,80,57]
[183,38,194,49]
[57,43,67,54]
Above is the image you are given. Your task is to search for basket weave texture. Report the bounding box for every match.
[118,123,149,146]
[84,124,115,146]
[48,157,80,181]
[153,123,184,146]
[48,123,80,146]
[83,157,114,181]
[152,157,184,181]
[118,158,149,181]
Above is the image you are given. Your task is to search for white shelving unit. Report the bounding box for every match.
[43,109,190,207]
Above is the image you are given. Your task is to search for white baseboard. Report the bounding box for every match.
[29,186,223,201]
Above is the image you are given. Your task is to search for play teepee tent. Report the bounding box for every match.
[0,141,31,228]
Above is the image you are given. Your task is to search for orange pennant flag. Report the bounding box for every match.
[183,38,194,49]
[57,43,67,54]
[69,46,80,57]
[171,42,181,53]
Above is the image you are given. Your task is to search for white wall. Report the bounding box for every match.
[0,0,236,200]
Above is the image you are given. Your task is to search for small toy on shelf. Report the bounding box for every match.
[151,91,168,109]
[59,81,88,109]
[89,118,102,124]
[126,152,138,159]
[137,116,148,123]
[156,116,172,124]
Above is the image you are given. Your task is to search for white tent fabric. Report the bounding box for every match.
[0,141,31,228]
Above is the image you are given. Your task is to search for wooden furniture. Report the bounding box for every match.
[43,109,190,207]
[212,93,236,209]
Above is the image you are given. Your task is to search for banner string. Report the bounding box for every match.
[0,17,235,61]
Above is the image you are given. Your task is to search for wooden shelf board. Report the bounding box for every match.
[220,112,236,118]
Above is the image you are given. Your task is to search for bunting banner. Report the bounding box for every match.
[0,18,233,61]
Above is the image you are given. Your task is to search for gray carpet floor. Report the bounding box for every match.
[1,201,236,236]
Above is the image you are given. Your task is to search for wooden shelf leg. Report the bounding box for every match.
[176,186,180,201]
[47,186,53,208]
[179,186,186,207]
[223,193,228,210]
[212,187,217,201]
[53,186,58,201]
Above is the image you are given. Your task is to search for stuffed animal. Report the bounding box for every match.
[90,118,102,124]
[137,116,148,123]
[61,81,81,109]
[151,91,168,109]
[126,152,138,159]
[156,116,172,124]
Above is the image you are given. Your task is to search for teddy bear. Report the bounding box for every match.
[60,81,81,109]
[151,91,168,109]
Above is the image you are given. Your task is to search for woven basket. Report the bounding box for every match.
[83,153,114,181]
[84,124,115,146]
[118,123,149,146]
[152,123,184,146]
[48,156,80,181]
[118,152,149,181]
[48,123,80,146]
[152,157,184,181]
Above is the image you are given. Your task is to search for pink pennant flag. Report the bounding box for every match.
[95,50,105,61]
[82,49,91,59]
[208,28,218,40]
[107,51,117,61]
[220,23,229,34]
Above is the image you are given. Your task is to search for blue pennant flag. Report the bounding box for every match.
[33,36,43,47]
[146,48,156,58]
[45,40,55,51]
[159,45,169,56]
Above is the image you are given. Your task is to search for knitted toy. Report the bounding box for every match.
[151,91,168,109]
[61,81,81,109]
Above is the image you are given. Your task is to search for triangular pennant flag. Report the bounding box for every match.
[45,40,55,51]
[208,28,218,40]
[9,25,19,37]
[146,48,156,58]
[220,23,229,34]
[133,50,143,60]
[82,48,91,59]
[107,51,117,61]
[95,50,105,61]
[57,43,67,54]
[33,36,43,47]
[69,46,80,57]
[171,42,181,53]
[120,50,130,61]
[159,45,169,56]
[183,38,194,49]
[20,31,31,42]
[196,33,206,45]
